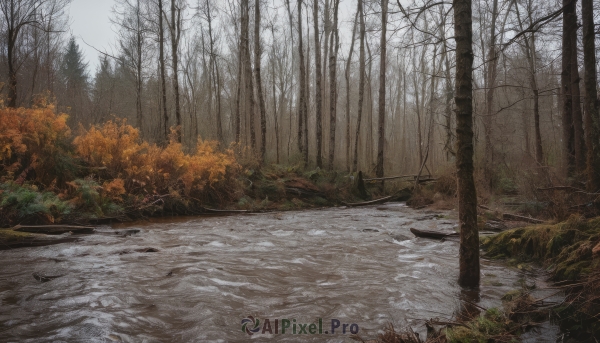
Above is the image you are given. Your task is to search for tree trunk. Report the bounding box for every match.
[235,25,243,144]
[353,0,365,172]
[7,26,17,108]
[297,0,306,156]
[328,0,340,170]
[516,1,543,164]
[135,0,143,135]
[582,0,600,190]
[375,0,387,178]
[206,1,222,143]
[313,0,323,168]
[483,0,498,189]
[345,8,359,172]
[454,0,480,288]
[562,0,576,174]
[255,0,267,162]
[570,14,585,173]
[158,0,169,144]
[241,0,256,152]
[170,0,182,142]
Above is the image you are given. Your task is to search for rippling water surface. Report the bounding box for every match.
[0,203,539,342]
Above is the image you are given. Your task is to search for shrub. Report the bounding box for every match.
[74,120,240,203]
[0,182,72,225]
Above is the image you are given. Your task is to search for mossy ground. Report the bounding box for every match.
[0,229,33,242]
[483,216,600,340]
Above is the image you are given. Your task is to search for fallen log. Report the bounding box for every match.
[342,195,395,207]
[202,207,249,214]
[363,174,432,182]
[502,213,546,224]
[537,186,584,192]
[0,235,79,250]
[12,225,95,235]
[410,228,459,240]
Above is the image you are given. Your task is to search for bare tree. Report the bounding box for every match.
[561,0,576,173]
[345,8,358,172]
[327,0,339,170]
[582,0,600,190]
[455,0,479,288]
[255,0,266,161]
[297,0,307,159]
[375,0,388,179]
[158,0,169,144]
[166,0,183,142]
[352,0,365,172]
[1,0,68,107]
[313,0,323,167]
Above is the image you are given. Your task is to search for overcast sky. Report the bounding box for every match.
[68,0,116,72]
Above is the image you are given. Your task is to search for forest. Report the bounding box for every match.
[1,0,600,341]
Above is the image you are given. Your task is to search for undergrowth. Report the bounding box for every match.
[483,216,600,340]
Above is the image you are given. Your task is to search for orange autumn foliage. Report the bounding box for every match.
[0,102,70,161]
[0,101,71,184]
[74,120,239,197]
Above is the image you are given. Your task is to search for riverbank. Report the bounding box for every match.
[483,216,600,341]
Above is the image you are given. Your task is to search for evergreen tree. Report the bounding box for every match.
[91,57,115,123]
[60,37,90,125]
[62,37,89,89]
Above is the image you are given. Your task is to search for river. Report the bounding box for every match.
[0,203,556,342]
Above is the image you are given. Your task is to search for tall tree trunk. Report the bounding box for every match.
[562,0,576,174]
[515,0,543,164]
[158,0,169,144]
[206,0,222,143]
[570,13,585,173]
[297,0,306,156]
[376,0,387,178]
[345,8,359,172]
[136,0,143,134]
[328,0,340,170]
[235,30,243,144]
[255,0,267,161]
[241,0,256,151]
[7,26,17,108]
[353,0,365,172]
[313,0,323,168]
[483,0,498,189]
[582,0,600,190]
[454,0,479,288]
[170,0,182,142]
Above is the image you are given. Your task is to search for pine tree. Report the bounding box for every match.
[62,37,88,89]
[60,37,90,125]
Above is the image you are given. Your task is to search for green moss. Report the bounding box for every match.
[445,308,515,343]
[483,215,600,280]
[0,229,33,242]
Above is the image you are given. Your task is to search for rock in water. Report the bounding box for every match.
[32,272,64,283]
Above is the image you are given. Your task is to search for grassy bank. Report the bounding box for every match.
[483,216,600,340]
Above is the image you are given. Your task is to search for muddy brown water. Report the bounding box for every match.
[0,203,558,342]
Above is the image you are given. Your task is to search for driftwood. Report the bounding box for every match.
[12,225,95,235]
[478,204,546,224]
[537,186,584,192]
[202,207,249,214]
[502,213,545,224]
[363,174,432,182]
[0,236,79,250]
[342,195,395,207]
[410,228,459,239]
